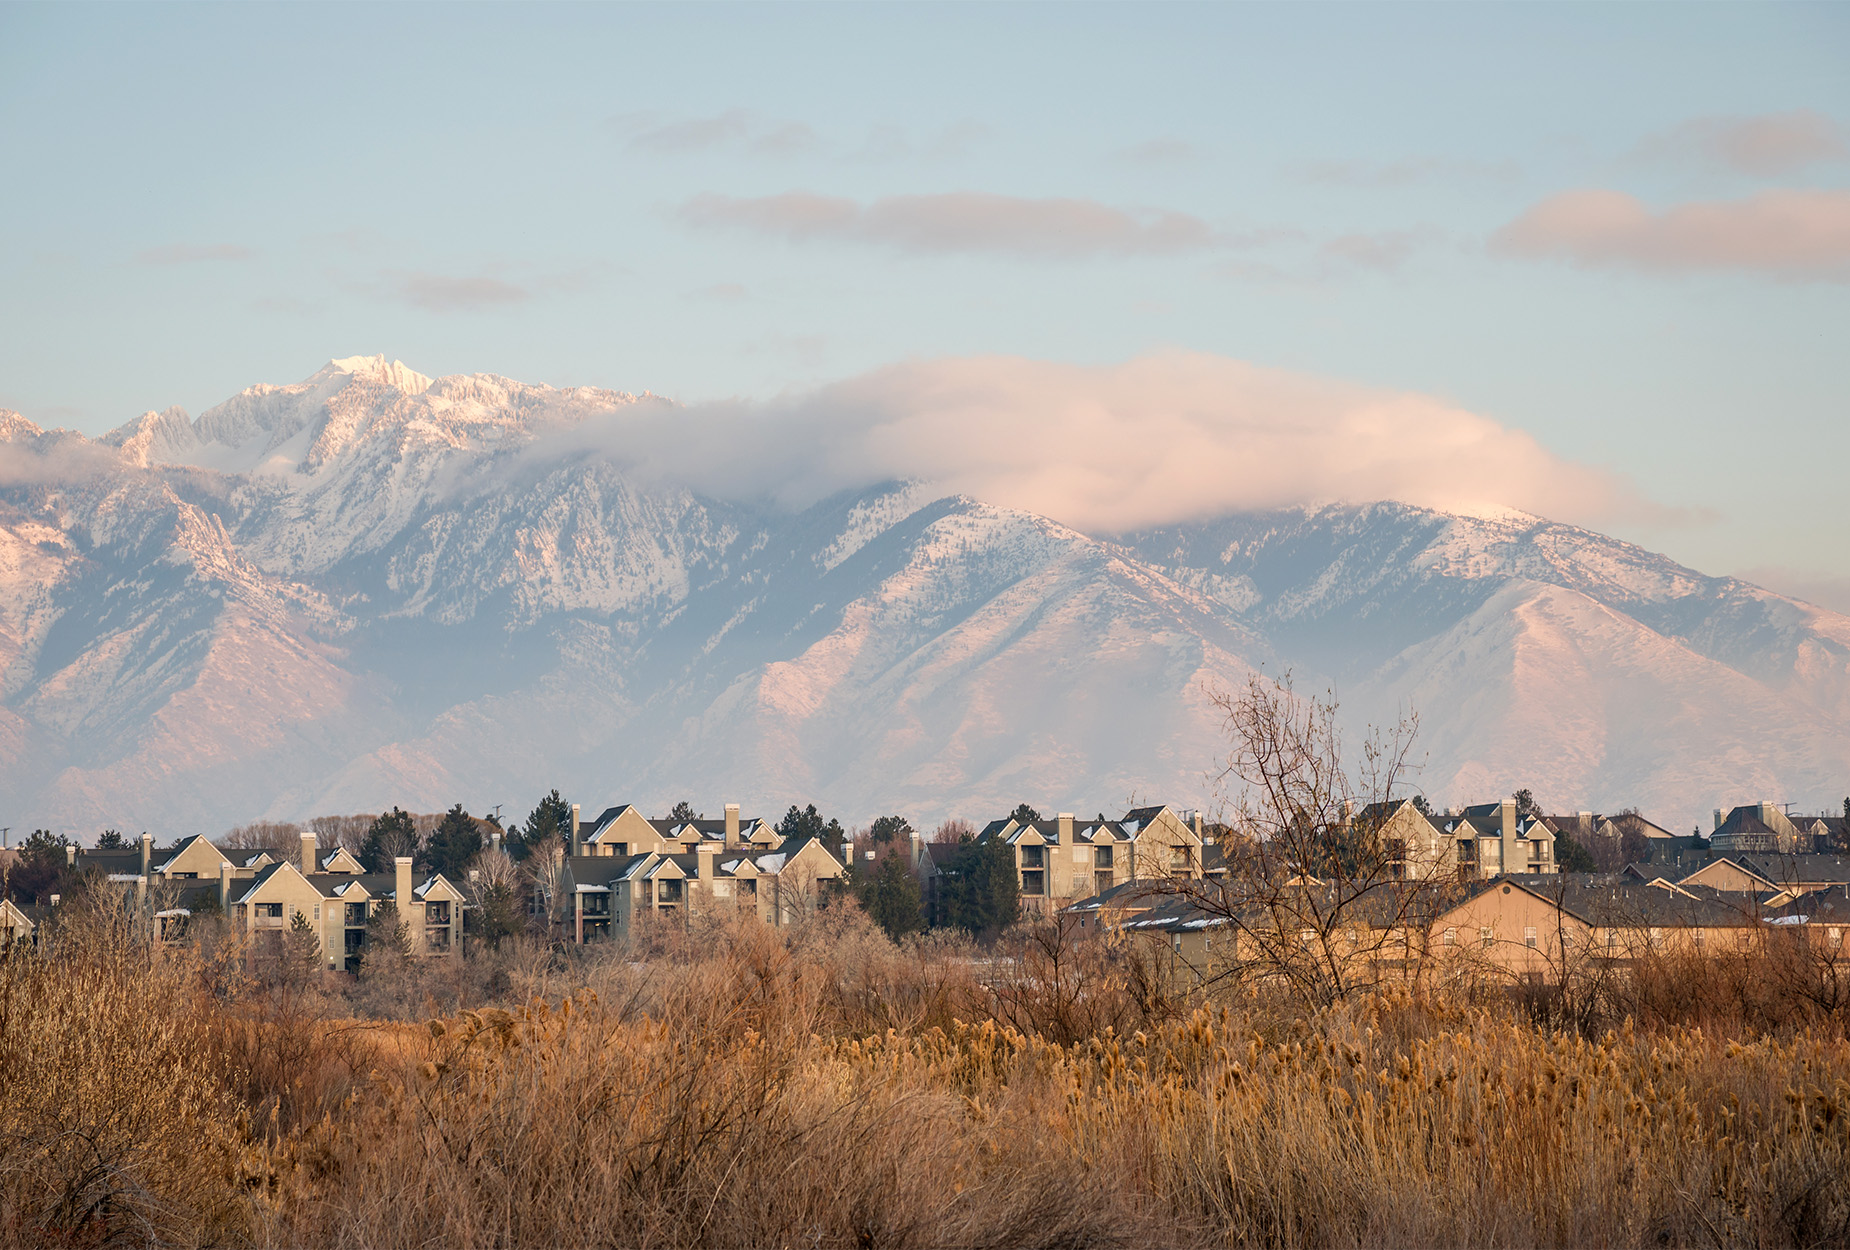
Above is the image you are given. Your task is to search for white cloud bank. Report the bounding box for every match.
[545,352,1654,534]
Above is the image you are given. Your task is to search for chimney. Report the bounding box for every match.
[722,803,738,845]
[300,830,317,877]
[1058,813,1074,843]
[1193,811,1204,839]
[910,827,923,869]
[569,804,581,858]
[139,832,153,880]
[1499,798,1517,839]
[219,860,232,913]
[697,842,719,880]
[65,845,76,868]
[394,856,417,953]
[1714,809,1724,831]
[490,826,502,855]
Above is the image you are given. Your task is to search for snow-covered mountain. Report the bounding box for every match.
[3,356,1845,837]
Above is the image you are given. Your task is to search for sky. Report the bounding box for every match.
[1,3,1847,603]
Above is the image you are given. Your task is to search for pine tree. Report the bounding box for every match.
[1011,803,1041,825]
[856,849,924,940]
[285,908,323,980]
[358,808,419,872]
[423,804,482,879]
[512,789,572,861]
[669,801,699,824]
[96,829,126,850]
[362,900,413,965]
[869,815,913,845]
[940,835,1020,939]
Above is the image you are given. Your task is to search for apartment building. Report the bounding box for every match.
[558,802,848,940]
[1364,798,1557,880]
[973,805,1208,916]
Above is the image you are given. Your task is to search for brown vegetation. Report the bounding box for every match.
[6,896,1850,1250]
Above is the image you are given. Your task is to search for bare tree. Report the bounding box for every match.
[1158,671,1436,1009]
[220,821,302,856]
[524,835,570,937]
[309,814,376,854]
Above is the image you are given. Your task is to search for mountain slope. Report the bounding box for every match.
[1,358,1845,835]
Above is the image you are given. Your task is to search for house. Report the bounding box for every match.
[1710,802,1809,855]
[557,802,848,940]
[0,897,36,947]
[1426,873,1763,982]
[1360,798,1557,881]
[1675,853,1850,904]
[973,805,1207,916]
[227,833,466,970]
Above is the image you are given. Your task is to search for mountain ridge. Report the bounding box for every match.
[1,358,1844,836]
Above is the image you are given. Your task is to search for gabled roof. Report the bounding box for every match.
[1473,873,1759,929]
[1729,854,1850,886]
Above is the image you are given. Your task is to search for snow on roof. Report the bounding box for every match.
[755,854,787,873]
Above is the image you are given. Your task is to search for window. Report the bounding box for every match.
[1606,930,1619,952]
[1481,927,1494,949]
[1692,928,1705,948]
[312,904,320,921]
[1647,927,1663,950]
[658,880,683,904]
[1172,935,1181,952]
[1171,847,1190,870]
[1830,927,1843,949]
[256,903,283,919]
[345,902,366,926]
[1020,846,1044,869]
[1021,870,1045,896]
[740,879,757,896]
[1095,871,1114,895]
[583,894,609,916]
[1442,928,1456,947]
[425,927,449,951]
[1457,841,1477,863]
[1523,926,1537,949]
[1094,846,1113,870]
[1073,846,1090,865]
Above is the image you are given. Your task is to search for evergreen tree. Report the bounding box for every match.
[869,815,913,845]
[96,829,126,850]
[855,848,924,940]
[1410,794,1435,818]
[1554,834,1598,873]
[358,807,419,872]
[669,801,699,824]
[778,804,847,856]
[362,900,413,964]
[940,835,1020,939]
[1011,803,1041,825]
[1513,789,1539,819]
[284,908,323,981]
[423,803,482,879]
[512,789,573,861]
[1839,797,1850,853]
[6,830,70,904]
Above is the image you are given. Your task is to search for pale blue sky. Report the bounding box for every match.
[2,3,1846,600]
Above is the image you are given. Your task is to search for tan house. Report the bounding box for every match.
[973,805,1207,916]
[1361,799,1556,881]
[229,833,466,970]
[1675,853,1850,905]
[558,802,847,941]
[1426,874,1766,983]
[0,897,36,946]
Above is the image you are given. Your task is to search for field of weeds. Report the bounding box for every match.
[4,907,1850,1249]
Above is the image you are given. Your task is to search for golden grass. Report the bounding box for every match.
[4,909,1849,1248]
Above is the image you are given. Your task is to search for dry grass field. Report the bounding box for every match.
[4,905,1849,1249]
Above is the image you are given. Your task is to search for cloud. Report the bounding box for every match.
[0,423,128,485]
[135,243,253,265]
[391,273,531,312]
[618,109,820,156]
[1733,566,1850,616]
[678,191,1215,258]
[1635,110,1848,178]
[1492,188,1850,279]
[1318,230,1426,273]
[526,352,1654,535]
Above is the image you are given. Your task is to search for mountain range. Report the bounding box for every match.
[2,355,1845,839]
